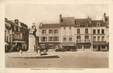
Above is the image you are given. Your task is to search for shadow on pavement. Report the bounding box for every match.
[11,55,60,59]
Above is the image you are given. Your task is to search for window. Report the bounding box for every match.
[85,36,89,42]
[54,37,59,41]
[42,30,46,34]
[69,37,72,41]
[102,29,104,34]
[97,36,100,41]
[41,37,46,42]
[14,26,18,31]
[18,27,20,32]
[63,37,66,41]
[19,33,22,39]
[54,29,58,34]
[49,29,53,34]
[6,36,8,42]
[97,22,100,26]
[85,28,88,34]
[93,29,96,34]
[14,32,22,40]
[49,37,53,41]
[77,29,80,34]
[93,36,96,41]
[102,36,104,41]
[77,36,81,39]
[85,36,89,39]
[98,29,100,34]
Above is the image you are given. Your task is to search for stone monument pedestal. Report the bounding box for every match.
[27,34,35,53]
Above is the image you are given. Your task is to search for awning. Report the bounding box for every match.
[62,42,75,46]
[76,42,91,45]
[93,42,107,45]
[39,42,60,44]
[13,41,25,43]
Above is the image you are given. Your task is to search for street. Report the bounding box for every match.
[5,50,109,68]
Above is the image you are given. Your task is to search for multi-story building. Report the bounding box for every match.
[74,18,92,51]
[92,20,106,51]
[60,15,75,50]
[38,13,109,51]
[5,18,29,52]
[92,13,109,51]
[39,23,60,49]
[5,18,13,51]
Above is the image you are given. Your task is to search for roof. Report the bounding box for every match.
[75,18,92,27]
[5,19,15,26]
[60,17,93,27]
[92,20,105,27]
[5,18,28,29]
[60,17,75,26]
[39,23,60,28]
[39,16,108,28]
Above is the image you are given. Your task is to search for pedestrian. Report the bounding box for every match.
[19,48,23,55]
[45,43,48,52]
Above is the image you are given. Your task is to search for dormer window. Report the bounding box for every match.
[97,22,100,26]
[14,19,19,24]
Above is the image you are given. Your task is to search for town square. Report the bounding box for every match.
[5,4,109,68]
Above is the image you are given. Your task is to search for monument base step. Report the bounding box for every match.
[12,55,59,58]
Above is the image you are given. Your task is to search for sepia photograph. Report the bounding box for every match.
[5,3,109,68]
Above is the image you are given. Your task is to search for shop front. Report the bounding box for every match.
[93,42,108,51]
[39,42,60,49]
[76,43,91,51]
[62,42,76,51]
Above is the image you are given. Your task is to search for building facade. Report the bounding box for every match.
[5,18,29,52]
[38,13,109,51]
[39,23,60,49]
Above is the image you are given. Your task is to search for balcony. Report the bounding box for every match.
[93,41,106,44]
[76,40,90,43]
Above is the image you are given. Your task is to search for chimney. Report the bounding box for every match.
[59,14,63,22]
[5,18,8,21]
[104,13,108,22]
[104,13,106,17]
[87,16,92,24]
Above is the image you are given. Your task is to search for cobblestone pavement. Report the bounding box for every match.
[5,50,109,68]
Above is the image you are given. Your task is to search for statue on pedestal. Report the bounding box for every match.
[28,25,37,53]
[28,24,48,56]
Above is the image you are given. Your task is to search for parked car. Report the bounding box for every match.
[55,48,66,52]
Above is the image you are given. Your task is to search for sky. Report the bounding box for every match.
[5,4,108,27]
